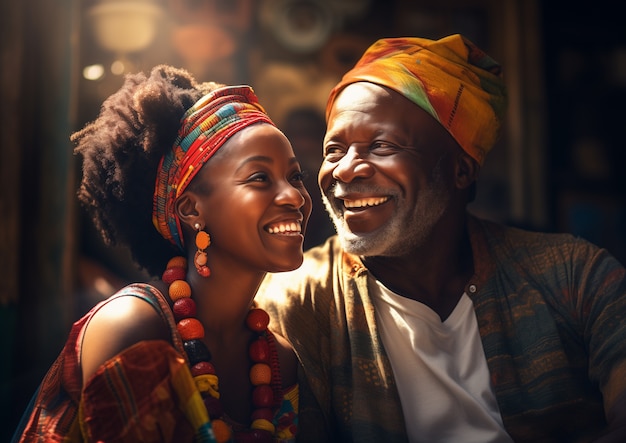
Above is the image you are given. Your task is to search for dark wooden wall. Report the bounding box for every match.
[1,0,79,439]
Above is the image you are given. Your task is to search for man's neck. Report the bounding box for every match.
[362,222,473,321]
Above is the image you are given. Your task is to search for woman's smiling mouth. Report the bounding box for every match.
[266,221,302,235]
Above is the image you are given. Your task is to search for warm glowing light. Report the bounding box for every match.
[83,64,105,80]
[89,1,163,54]
[110,60,126,75]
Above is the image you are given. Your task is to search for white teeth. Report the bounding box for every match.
[343,196,389,209]
[268,221,302,234]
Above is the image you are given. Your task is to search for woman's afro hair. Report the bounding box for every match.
[72,65,223,276]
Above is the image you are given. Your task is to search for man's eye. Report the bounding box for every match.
[323,146,345,160]
[371,142,397,155]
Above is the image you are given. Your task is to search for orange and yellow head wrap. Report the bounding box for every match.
[152,85,275,250]
[326,34,508,165]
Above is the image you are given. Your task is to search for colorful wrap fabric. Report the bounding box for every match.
[13,284,205,442]
[325,34,508,165]
[13,284,299,443]
[153,85,276,249]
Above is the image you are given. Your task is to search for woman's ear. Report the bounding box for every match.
[175,192,201,228]
[455,152,480,191]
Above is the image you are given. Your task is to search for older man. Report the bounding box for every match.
[257,34,626,442]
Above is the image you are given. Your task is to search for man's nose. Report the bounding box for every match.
[331,147,374,183]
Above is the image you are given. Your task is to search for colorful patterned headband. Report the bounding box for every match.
[153,85,275,250]
[326,34,508,165]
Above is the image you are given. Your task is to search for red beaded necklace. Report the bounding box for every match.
[162,256,283,443]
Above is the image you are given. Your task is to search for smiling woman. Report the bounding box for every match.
[184,123,310,274]
[12,65,311,443]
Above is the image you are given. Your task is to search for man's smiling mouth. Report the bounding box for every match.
[343,196,389,209]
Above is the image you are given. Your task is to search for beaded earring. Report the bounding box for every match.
[194,223,211,277]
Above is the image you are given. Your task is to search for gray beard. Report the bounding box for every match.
[322,166,450,258]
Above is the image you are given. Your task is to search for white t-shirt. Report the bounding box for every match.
[371,279,513,443]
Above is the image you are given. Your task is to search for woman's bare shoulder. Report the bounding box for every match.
[80,291,171,383]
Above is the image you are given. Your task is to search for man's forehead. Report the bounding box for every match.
[333,82,395,106]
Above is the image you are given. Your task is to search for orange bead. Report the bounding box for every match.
[196,231,211,249]
[167,256,187,269]
[250,363,272,386]
[246,308,270,332]
[169,279,191,300]
[211,418,232,443]
[177,318,204,340]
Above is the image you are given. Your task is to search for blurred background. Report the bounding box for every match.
[1,0,624,439]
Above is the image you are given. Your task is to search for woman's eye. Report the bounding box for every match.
[291,170,306,183]
[249,172,269,182]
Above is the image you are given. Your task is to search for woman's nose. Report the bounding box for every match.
[275,181,306,208]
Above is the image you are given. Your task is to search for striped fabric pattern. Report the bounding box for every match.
[152,86,275,250]
[325,34,508,166]
[256,215,626,442]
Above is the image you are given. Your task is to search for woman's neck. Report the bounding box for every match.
[190,270,263,329]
